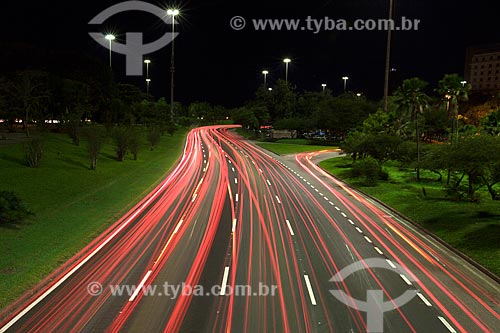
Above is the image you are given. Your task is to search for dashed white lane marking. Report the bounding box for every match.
[386,259,397,269]
[266,180,272,186]
[329,201,334,206]
[318,192,323,196]
[285,220,295,236]
[348,219,355,225]
[275,196,281,204]
[235,193,239,202]
[303,275,317,306]
[355,227,363,234]
[335,207,341,211]
[310,185,315,189]
[438,316,457,333]
[234,178,238,184]
[232,219,237,233]
[173,219,184,234]
[364,236,372,244]
[341,212,347,218]
[259,168,263,173]
[400,274,412,286]
[232,167,235,172]
[220,267,230,296]
[324,197,329,201]
[314,189,319,192]
[417,293,432,307]
[129,270,153,302]
[374,247,384,255]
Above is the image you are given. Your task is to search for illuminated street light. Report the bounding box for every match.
[144,59,151,79]
[146,78,151,95]
[262,70,269,88]
[283,58,291,82]
[167,8,180,123]
[105,34,116,68]
[321,83,327,93]
[461,80,467,87]
[268,87,273,91]
[342,76,349,92]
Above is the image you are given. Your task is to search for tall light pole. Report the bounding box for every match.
[144,59,151,79]
[167,8,179,123]
[146,79,151,95]
[105,34,115,68]
[283,58,291,82]
[342,76,349,92]
[321,83,327,93]
[461,80,467,87]
[383,0,394,112]
[262,70,269,89]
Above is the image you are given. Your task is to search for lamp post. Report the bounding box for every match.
[342,76,349,92]
[105,34,115,68]
[283,58,291,82]
[262,70,269,89]
[321,83,327,93]
[383,0,394,112]
[167,8,179,123]
[144,59,151,79]
[461,80,467,87]
[146,79,151,95]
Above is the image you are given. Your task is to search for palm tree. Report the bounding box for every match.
[395,78,430,181]
[436,74,471,144]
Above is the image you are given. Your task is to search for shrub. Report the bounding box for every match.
[351,157,384,186]
[147,128,161,150]
[23,137,43,167]
[113,127,130,162]
[0,191,33,225]
[128,130,142,161]
[84,126,106,170]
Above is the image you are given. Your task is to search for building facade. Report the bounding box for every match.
[465,44,500,93]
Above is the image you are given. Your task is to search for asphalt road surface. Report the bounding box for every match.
[1,125,499,332]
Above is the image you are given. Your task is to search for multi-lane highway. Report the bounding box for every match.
[1,125,499,332]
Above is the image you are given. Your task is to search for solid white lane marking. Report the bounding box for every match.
[129,270,153,302]
[417,293,432,306]
[400,274,412,286]
[341,212,347,217]
[355,227,363,233]
[275,196,281,204]
[192,193,198,202]
[232,219,237,233]
[374,247,384,255]
[235,193,239,202]
[303,275,317,306]
[285,220,295,236]
[173,219,184,234]
[438,317,457,333]
[386,259,397,269]
[364,236,372,244]
[220,267,230,296]
[266,179,272,186]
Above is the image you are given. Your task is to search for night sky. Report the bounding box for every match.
[1,0,499,107]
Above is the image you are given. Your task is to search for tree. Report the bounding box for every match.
[482,108,500,136]
[0,191,33,225]
[436,74,471,143]
[113,127,130,162]
[85,126,106,170]
[395,78,430,181]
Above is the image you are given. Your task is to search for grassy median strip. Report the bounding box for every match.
[320,156,500,277]
[256,142,336,155]
[0,129,187,309]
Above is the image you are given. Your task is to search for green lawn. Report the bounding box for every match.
[256,142,337,155]
[320,157,500,277]
[0,129,187,309]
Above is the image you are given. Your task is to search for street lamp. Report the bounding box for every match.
[268,88,273,91]
[461,80,467,87]
[167,8,180,123]
[105,34,115,68]
[144,59,151,79]
[321,83,327,93]
[262,70,269,88]
[283,58,291,82]
[146,78,151,95]
[342,76,349,92]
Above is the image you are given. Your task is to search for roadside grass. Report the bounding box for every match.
[256,142,337,155]
[320,156,500,277]
[0,129,187,309]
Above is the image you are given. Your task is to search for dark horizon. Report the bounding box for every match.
[1,0,500,107]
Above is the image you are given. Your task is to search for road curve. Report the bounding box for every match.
[1,125,499,332]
